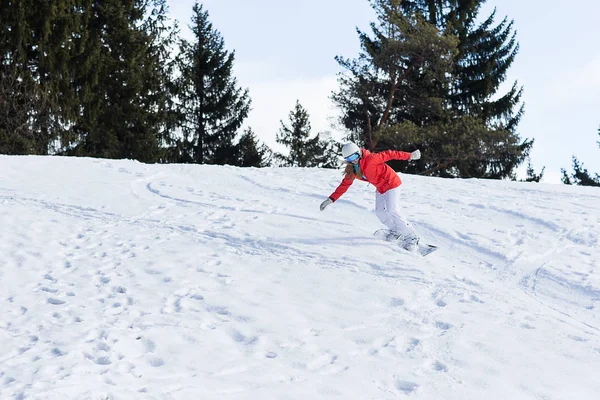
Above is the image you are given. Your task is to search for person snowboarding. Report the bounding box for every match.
[319,142,422,251]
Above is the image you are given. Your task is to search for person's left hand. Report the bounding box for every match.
[410,149,421,160]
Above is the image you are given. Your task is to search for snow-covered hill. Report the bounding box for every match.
[1,155,599,400]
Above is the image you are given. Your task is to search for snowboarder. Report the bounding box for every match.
[319,142,422,251]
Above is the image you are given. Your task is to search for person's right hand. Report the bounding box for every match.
[320,198,333,211]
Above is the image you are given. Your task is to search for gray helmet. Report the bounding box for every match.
[341,142,360,158]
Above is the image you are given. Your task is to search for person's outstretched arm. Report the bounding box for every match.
[369,149,421,164]
[320,175,355,211]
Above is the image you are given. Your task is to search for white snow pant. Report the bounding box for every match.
[375,187,418,239]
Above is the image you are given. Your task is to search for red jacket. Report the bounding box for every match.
[329,149,412,201]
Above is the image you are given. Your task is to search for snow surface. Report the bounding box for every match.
[1,155,599,400]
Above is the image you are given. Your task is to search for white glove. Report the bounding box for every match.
[320,198,333,211]
[410,149,421,160]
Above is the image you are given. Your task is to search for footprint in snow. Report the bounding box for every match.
[147,356,164,367]
[231,329,259,345]
[389,297,405,307]
[396,380,419,393]
[433,361,448,372]
[469,294,484,303]
[568,335,588,342]
[142,338,156,353]
[436,321,452,330]
[47,298,65,305]
[51,348,65,357]
[95,356,111,365]
[206,304,230,316]
[112,286,127,294]
[145,268,161,275]
[406,338,420,353]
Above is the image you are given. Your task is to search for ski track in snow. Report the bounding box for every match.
[0,156,599,399]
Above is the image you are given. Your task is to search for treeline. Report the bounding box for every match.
[0,0,566,181]
[0,0,338,168]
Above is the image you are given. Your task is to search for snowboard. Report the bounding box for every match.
[373,229,438,257]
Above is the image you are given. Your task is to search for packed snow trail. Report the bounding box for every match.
[1,156,599,399]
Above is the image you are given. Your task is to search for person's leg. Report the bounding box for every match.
[383,188,418,240]
[375,190,393,228]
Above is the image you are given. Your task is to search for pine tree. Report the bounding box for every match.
[400,1,523,127]
[0,3,35,154]
[561,157,600,187]
[275,100,339,168]
[523,158,545,183]
[236,128,272,167]
[174,2,251,165]
[313,132,341,169]
[0,0,175,160]
[32,0,92,154]
[399,0,532,177]
[0,65,41,154]
[561,127,600,187]
[332,0,531,179]
[66,0,176,162]
[0,0,70,154]
[332,0,457,148]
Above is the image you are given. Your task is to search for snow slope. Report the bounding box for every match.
[1,155,599,400]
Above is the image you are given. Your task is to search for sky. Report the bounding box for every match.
[2,155,600,398]
[167,0,600,183]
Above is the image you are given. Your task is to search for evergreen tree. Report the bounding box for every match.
[32,0,93,154]
[400,0,524,130]
[0,0,175,160]
[561,127,600,187]
[0,0,71,154]
[0,2,34,154]
[523,157,545,183]
[400,0,532,177]
[332,0,531,178]
[64,0,176,162]
[174,2,251,165]
[275,100,339,168]
[333,0,457,148]
[314,132,341,169]
[236,128,272,167]
[0,65,42,154]
[561,157,600,187]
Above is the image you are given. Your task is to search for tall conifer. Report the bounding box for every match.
[174,2,251,165]
[69,0,175,162]
[275,100,339,168]
[237,128,272,167]
[333,0,531,178]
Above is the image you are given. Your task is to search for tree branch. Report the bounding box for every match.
[379,56,423,129]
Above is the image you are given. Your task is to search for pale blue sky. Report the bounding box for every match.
[169,0,600,182]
